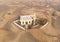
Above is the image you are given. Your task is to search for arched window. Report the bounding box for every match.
[26,22,28,24]
[29,21,30,23]
[23,22,24,24]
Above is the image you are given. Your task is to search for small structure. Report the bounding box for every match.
[20,16,33,26]
[20,14,36,26]
[20,14,36,30]
[13,14,36,31]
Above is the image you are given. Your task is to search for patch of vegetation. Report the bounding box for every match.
[38,18,48,25]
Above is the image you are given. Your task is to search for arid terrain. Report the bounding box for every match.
[0,0,60,42]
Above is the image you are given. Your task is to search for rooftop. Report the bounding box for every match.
[20,16,33,20]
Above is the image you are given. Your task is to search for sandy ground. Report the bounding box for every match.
[0,0,60,42]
